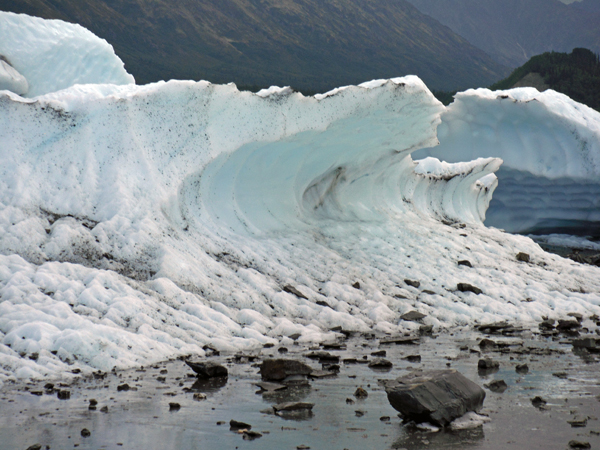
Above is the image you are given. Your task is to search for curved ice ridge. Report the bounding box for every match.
[416,88,600,233]
[1,77,599,384]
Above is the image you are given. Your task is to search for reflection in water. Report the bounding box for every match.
[189,376,228,393]
[393,425,485,449]
[259,385,312,405]
[274,409,314,422]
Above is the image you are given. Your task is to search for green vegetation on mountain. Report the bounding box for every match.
[0,0,508,92]
[490,48,600,111]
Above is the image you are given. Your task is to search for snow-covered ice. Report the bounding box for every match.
[0,11,134,97]
[416,88,600,234]
[0,14,599,386]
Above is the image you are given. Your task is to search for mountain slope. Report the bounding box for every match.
[405,0,600,68]
[0,0,508,91]
[490,48,600,111]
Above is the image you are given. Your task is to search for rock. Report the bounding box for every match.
[404,279,421,288]
[316,300,330,307]
[263,343,275,348]
[283,285,308,299]
[568,417,588,427]
[539,319,555,330]
[403,355,421,363]
[384,370,485,427]
[352,282,360,289]
[568,312,583,321]
[422,290,436,295]
[419,325,434,335]
[185,361,228,379]
[242,431,262,440]
[552,372,568,379]
[371,350,386,357]
[515,364,529,374]
[230,419,252,430]
[569,441,591,449]
[401,311,427,322]
[478,359,499,369]
[81,428,91,437]
[117,383,130,392]
[355,410,365,417]
[380,336,420,345]
[297,445,311,449]
[169,402,180,411]
[100,406,108,413]
[458,260,473,267]
[259,359,313,381]
[368,358,393,368]
[572,337,600,353]
[557,320,581,331]
[531,396,547,409]
[278,347,289,353]
[457,283,482,295]
[380,416,391,421]
[26,445,42,450]
[346,398,355,404]
[289,333,302,340]
[193,393,207,400]
[273,402,314,412]
[478,339,497,352]
[477,322,512,334]
[516,252,530,263]
[255,381,287,393]
[484,380,507,393]
[354,387,368,398]
[57,389,70,400]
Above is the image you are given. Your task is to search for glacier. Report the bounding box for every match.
[0,11,134,97]
[0,13,599,386]
[417,88,600,234]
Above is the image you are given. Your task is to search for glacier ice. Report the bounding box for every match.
[416,88,600,234]
[0,11,134,97]
[0,14,599,385]
[0,58,28,95]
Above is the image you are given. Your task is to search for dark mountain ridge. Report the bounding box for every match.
[0,0,508,92]
[405,0,600,68]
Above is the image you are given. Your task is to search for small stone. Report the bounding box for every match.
[485,380,508,393]
[117,383,130,392]
[81,428,91,438]
[380,416,391,421]
[400,311,427,322]
[278,347,289,353]
[354,387,368,398]
[185,361,228,379]
[169,402,181,411]
[346,398,355,404]
[552,372,568,379]
[457,283,482,295]
[26,445,42,450]
[531,396,547,408]
[355,410,365,417]
[515,364,529,374]
[89,399,98,406]
[230,419,252,430]
[193,393,207,401]
[57,390,70,400]
[242,431,262,440]
[283,285,308,299]
[368,358,393,368]
[371,350,386,357]
[569,441,591,449]
[516,252,530,263]
[263,343,275,348]
[403,355,421,363]
[478,359,499,369]
[567,417,588,428]
[479,338,497,350]
[458,260,472,267]
[273,402,314,412]
[100,406,108,413]
[297,445,311,450]
[404,279,420,288]
[352,282,360,289]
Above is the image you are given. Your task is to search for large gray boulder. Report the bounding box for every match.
[259,359,313,381]
[384,370,485,426]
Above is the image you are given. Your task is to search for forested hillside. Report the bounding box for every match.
[490,48,600,111]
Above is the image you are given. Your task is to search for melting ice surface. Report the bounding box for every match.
[0,13,600,386]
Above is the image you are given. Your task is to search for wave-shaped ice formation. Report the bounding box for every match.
[1,76,599,385]
[416,88,600,234]
[0,12,134,97]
